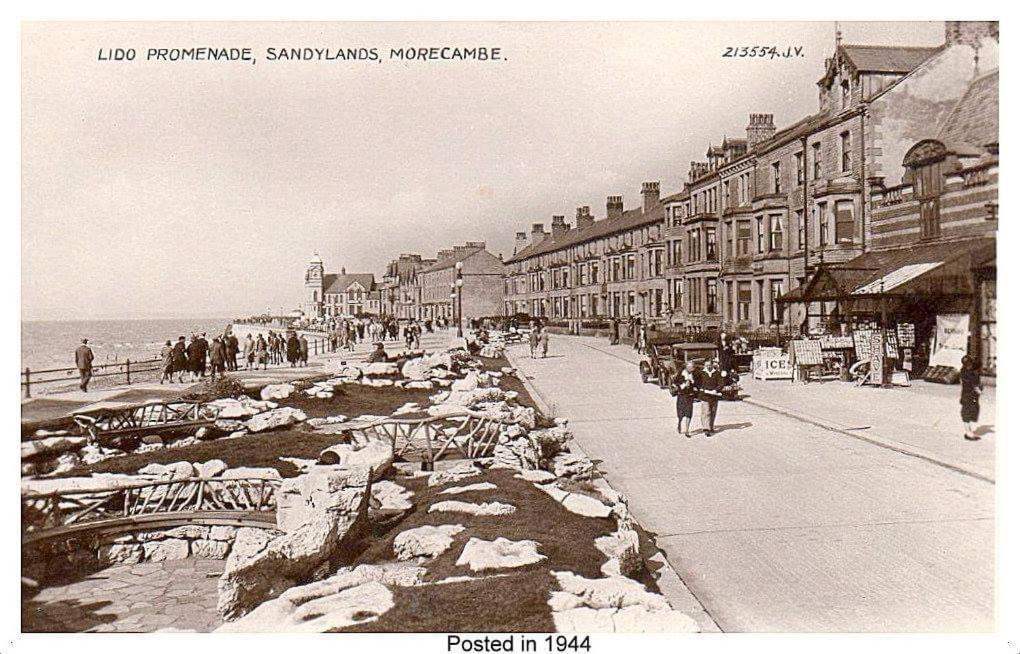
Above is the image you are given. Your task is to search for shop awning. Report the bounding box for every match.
[777,237,995,304]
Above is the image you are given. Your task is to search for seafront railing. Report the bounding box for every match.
[21,356,165,399]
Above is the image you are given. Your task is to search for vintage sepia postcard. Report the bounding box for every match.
[15,16,1006,649]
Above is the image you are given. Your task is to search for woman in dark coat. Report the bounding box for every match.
[960,355,983,441]
[286,333,301,367]
[171,337,188,383]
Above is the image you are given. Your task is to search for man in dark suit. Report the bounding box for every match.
[74,338,94,391]
[697,358,724,436]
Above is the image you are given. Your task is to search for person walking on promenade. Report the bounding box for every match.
[159,340,174,384]
[539,326,549,358]
[610,318,620,345]
[299,334,309,366]
[74,338,94,392]
[960,355,983,441]
[172,336,188,383]
[226,332,239,371]
[242,334,254,370]
[529,322,540,358]
[186,335,204,382]
[673,361,699,439]
[209,337,226,381]
[286,332,300,367]
[697,358,723,437]
[197,333,209,378]
[255,334,268,370]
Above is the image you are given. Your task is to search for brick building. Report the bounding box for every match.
[503,182,667,327]
[418,242,505,324]
[303,254,381,319]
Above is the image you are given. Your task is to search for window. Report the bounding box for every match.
[812,142,821,179]
[770,279,785,323]
[817,202,828,246]
[737,221,752,255]
[756,217,765,253]
[706,227,718,261]
[757,280,766,325]
[795,152,804,185]
[771,161,782,194]
[706,279,718,314]
[673,280,683,313]
[796,209,805,250]
[737,281,751,321]
[915,161,944,240]
[840,131,852,173]
[671,240,683,266]
[689,228,701,262]
[769,214,783,252]
[841,80,850,109]
[835,200,855,244]
[725,281,734,320]
[625,254,636,280]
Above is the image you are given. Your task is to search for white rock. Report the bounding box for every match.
[515,470,556,484]
[319,441,393,481]
[221,467,282,480]
[245,407,307,433]
[217,581,394,633]
[428,500,516,516]
[371,480,414,511]
[450,372,479,393]
[143,538,190,562]
[595,528,642,578]
[552,571,670,612]
[561,494,613,518]
[426,462,481,487]
[439,482,498,495]
[138,461,195,480]
[393,524,465,560]
[193,459,228,478]
[192,539,230,559]
[21,436,86,459]
[455,537,545,572]
[426,403,472,419]
[392,402,421,416]
[260,383,296,401]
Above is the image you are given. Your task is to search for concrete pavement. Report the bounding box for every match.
[509,334,994,632]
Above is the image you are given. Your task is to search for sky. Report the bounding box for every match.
[21,21,946,321]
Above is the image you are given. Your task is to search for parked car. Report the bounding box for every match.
[639,338,741,400]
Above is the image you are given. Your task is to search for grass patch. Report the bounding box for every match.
[262,383,435,420]
[476,355,544,418]
[338,468,616,632]
[56,430,348,478]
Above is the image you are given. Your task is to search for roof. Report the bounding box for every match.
[840,44,941,74]
[507,201,663,264]
[780,237,994,303]
[421,247,485,273]
[323,273,376,294]
[938,70,999,150]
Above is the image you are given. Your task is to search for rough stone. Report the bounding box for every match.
[551,452,596,480]
[193,459,228,478]
[393,524,465,560]
[138,461,195,480]
[98,543,144,566]
[318,441,393,481]
[143,538,190,562]
[552,571,670,612]
[561,493,613,518]
[595,528,642,578]
[439,482,498,495]
[371,480,414,511]
[455,537,545,572]
[245,407,307,433]
[426,462,481,488]
[21,436,87,459]
[260,383,296,401]
[209,525,238,541]
[190,539,231,559]
[221,466,282,480]
[166,525,210,539]
[515,470,556,484]
[217,581,393,633]
[429,500,516,516]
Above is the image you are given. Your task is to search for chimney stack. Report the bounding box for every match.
[606,195,624,220]
[436,249,453,261]
[513,231,528,255]
[464,241,486,250]
[746,113,776,148]
[550,215,569,238]
[945,21,998,48]
[641,182,661,214]
[530,222,547,246]
[575,206,595,230]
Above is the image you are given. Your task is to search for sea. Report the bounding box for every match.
[21,318,234,372]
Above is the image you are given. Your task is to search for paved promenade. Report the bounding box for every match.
[21,330,455,422]
[509,334,994,632]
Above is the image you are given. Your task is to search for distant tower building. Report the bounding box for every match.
[304,252,324,319]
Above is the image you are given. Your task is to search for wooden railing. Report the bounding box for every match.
[346,414,509,470]
[22,476,280,543]
[71,401,221,444]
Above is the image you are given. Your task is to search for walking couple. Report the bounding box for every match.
[673,358,724,438]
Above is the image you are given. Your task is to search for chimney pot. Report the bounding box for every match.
[606,195,624,220]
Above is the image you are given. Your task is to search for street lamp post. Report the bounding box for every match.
[454,261,465,337]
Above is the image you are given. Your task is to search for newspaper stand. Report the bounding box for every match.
[790,339,825,383]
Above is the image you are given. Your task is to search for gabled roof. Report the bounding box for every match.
[938,70,999,150]
[840,44,941,74]
[422,247,486,273]
[507,201,663,264]
[323,273,376,294]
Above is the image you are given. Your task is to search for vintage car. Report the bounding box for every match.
[639,338,741,400]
